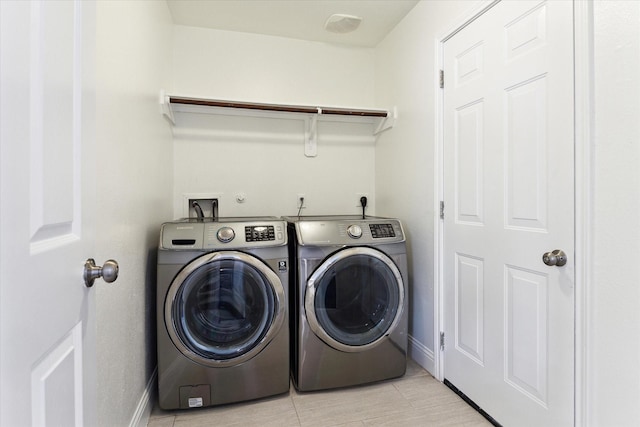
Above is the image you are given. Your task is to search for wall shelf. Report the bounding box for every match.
[159,90,396,157]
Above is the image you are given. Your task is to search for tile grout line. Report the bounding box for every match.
[289,389,303,427]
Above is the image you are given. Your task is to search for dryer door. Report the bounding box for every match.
[305,247,404,352]
[165,251,285,367]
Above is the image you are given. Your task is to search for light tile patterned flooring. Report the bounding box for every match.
[147,359,492,427]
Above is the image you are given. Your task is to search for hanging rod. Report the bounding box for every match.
[168,96,389,118]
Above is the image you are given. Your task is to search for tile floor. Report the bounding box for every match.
[147,359,492,427]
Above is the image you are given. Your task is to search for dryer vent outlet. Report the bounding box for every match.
[188,198,219,220]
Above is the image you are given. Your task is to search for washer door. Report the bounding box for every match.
[305,247,404,352]
[165,251,285,367]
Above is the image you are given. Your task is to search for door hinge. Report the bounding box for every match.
[439,69,444,89]
[440,201,445,220]
[440,331,445,351]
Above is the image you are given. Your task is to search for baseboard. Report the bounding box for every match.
[129,367,157,427]
[408,334,435,375]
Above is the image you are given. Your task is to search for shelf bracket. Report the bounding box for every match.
[373,106,397,135]
[159,89,175,125]
[304,110,320,157]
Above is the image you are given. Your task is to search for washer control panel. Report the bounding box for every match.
[161,219,286,250]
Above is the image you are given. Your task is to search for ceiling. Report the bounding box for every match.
[166,0,420,47]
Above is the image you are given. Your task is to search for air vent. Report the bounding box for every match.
[324,14,362,34]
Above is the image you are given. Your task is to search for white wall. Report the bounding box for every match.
[589,1,640,425]
[172,26,376,107]
[95,1,174,426]
[374,0,478,371]
[171,27,378,218]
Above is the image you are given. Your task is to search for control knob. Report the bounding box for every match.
[347,224,362,239]
[217,227,235,243]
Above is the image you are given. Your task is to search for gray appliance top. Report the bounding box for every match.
[160,217,286,250]
[283,215,405,246]
[173,216,280,223]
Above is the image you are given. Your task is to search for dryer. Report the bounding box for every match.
[285,215,408,391]
[156,217,289,410]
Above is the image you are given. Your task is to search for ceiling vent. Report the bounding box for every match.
[324,14,363,34]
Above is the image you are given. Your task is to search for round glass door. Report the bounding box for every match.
[165,251,285,367]
[305,247,404,352]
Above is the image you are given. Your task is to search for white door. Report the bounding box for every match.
[0,1,100,425]
[443,1,574,425]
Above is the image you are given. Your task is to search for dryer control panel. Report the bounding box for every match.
[369,223,396,238]
[286,216,405,246]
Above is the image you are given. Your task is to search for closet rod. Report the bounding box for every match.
[168,96,388,118]
[321,108,388,117]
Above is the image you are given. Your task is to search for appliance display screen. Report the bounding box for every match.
[245,225,275,242]
[369,224,396,238]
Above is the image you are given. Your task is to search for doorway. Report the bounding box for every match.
[439,1,575,425]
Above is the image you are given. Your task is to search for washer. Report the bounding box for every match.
[156,217,289,410]
[284,215,408,391]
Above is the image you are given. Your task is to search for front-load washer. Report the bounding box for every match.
[156,217,289,410]
[284,215,408,391]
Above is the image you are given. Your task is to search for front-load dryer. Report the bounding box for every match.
[284,215,408,391]
[157,217,289,409]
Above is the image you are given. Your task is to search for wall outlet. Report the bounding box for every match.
[356,193,369,207]
[297,194,306,210]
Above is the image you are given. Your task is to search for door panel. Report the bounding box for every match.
[31,324,84,427]
[443,1,574,425]
[504,265,548,403]
[455,254,484,364]
[505,75,548,230]
[30,0,81,248]
[455,100,484,224]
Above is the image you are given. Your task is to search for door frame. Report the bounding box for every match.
[432,0,593,424]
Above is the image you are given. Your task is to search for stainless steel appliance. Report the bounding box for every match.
[156,217,289,409]
[285,215,408,391]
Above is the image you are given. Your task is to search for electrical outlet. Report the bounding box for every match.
[356,193,369,207]
[297,194,306,209]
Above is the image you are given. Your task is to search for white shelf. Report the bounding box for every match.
[159,91,396,157]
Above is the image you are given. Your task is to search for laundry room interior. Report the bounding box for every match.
[1,0,639,426]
